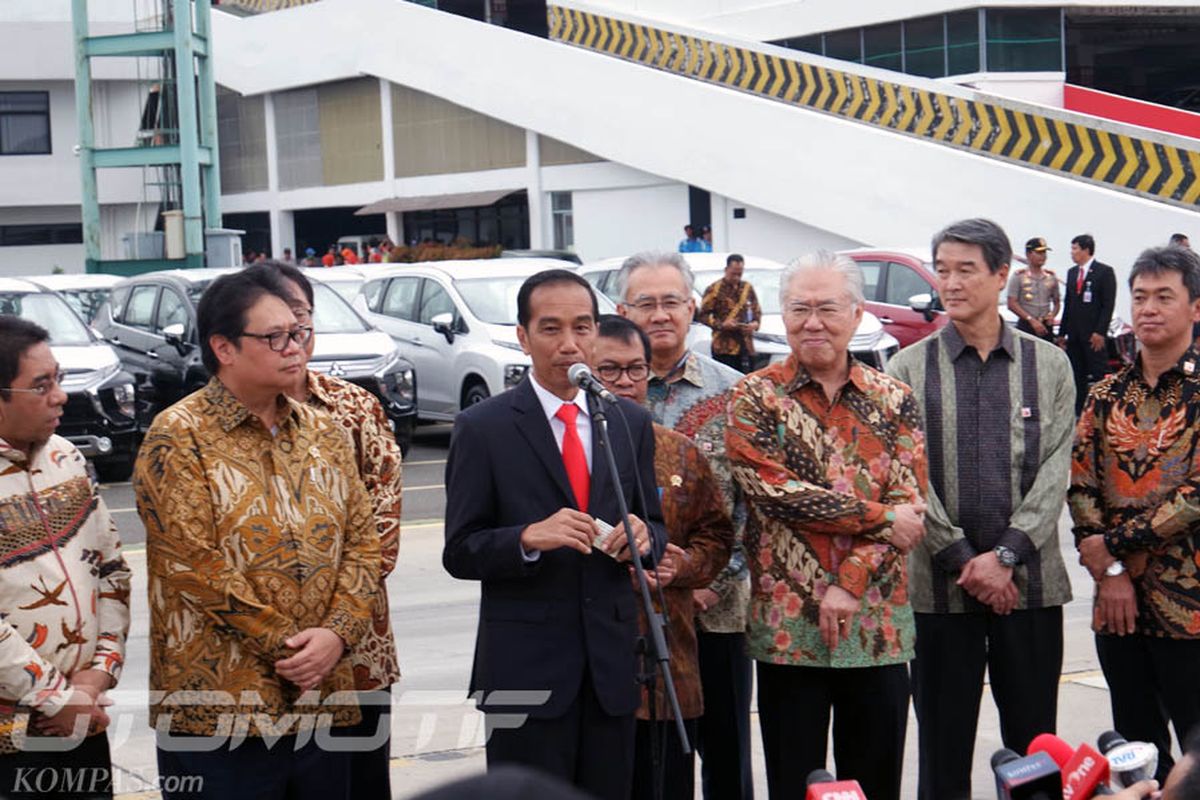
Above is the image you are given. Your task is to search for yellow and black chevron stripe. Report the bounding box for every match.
[548,5,1200,210]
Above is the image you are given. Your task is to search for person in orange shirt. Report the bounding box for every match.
[341,247,360,265]
[321,246,336,268]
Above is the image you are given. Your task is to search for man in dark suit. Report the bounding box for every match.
[443,269,667,799]
[1058,233,1117,413]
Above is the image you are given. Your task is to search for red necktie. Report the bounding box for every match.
[1076,267,1085,294]
[556,403,589,513]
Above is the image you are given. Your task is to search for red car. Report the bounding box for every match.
[842,248,947,348]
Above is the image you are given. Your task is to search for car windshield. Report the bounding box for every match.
[59,289,112,323]
[323,278,363,301]
[694,269,783,315]
[312,283,369,333]
[0,292,92,345]
[455,276,614,324]
[454,276,527,324]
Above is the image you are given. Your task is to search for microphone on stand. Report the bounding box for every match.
[568,363,618,405]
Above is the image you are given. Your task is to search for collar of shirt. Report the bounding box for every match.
[652,350,703,389]
[781,353,870,396]
[1080,257,1095,275]
[0,436,29,466]
[1124,345,1200,391]
[202,377,301,434]
[528,372,593,470]
[305,370,334,408]
[941,319,1017,362]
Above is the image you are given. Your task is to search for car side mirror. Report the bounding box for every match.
[909,293,937,322]
[162,323,190,352]
[431,312,455,343]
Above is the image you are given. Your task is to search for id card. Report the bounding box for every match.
[593,517,618,554]
[1083,289,1093,303]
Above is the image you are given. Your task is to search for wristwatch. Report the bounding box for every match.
[1105,561,1126,577]
[993,545,1019,568]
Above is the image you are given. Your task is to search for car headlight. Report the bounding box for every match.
[504,364,528,389]
[384,366,415,404]
[112,382,136,419]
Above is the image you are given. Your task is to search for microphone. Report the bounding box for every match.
[1098,731,1157,788]
[568,363,618,405]
[805,768,867,800]
[1028,733,1112,798]
[992,748,1062,800]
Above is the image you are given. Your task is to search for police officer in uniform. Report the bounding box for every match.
[1007,237,1061,341]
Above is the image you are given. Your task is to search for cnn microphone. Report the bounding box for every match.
[805,768,867,800]
[1027,733,1113,798]
[1098,731,1157,788]
[568,363,618,405]
[992,748,1062,800]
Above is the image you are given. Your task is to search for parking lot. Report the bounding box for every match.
[97,422,1121,799]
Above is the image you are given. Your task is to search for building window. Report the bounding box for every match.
[824,29,863,63]
[863,22,903,72]
[904,16,946,78]
[0,224,83,247]
[0,92,51,155]
[986,9,1063,71]
[947,10,982,75]
[551,192,573,250]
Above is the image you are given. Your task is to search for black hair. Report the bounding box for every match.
[0,316,50,400]
[931,218,1012,274]
[252,260,314,307]
[1072,234,1096,255]
[1129,245,1200,301]
[197,268,295,374]
[516,269,599,328]
[1170,233,1190,245]
[597,314,651,362]
[726,253,745,267]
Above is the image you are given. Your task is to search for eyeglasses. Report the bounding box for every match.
[628,296,689,314]
[240,326,313,352]
[5,370,66,397]
[595,363,650,382]
[784,302,851,321]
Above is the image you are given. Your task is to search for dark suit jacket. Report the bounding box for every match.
[1060,260,1116,340]
[443,377,666,719]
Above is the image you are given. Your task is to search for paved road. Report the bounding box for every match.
[98,422,1118,799]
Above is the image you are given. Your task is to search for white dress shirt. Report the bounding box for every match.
[529,371,593,472]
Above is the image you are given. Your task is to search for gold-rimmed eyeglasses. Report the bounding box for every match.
[5,370,66,397]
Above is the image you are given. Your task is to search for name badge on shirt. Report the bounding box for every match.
[1021,407,1033,418]
[1083,289,1093,303]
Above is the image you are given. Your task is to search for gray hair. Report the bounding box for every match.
[780,250,865,308]
[615,250,695,302]
[1130,245,1200,301]
[931,218,1012,274]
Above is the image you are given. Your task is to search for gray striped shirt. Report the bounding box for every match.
[887,322,1075,613]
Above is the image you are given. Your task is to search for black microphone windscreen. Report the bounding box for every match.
[1098,730,1126,755]
[990,748,1021,770]
[806,769,836,786]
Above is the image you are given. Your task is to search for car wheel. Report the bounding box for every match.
[462,381,490,409]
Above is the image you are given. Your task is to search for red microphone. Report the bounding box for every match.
[805,769,868,800]
[1027,733,1112,799]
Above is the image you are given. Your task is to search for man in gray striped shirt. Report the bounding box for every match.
[887,218,1075,800]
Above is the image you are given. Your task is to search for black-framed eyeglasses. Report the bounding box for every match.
[5,370,66,397]
[595,363,650,382]
[240,326,313,352]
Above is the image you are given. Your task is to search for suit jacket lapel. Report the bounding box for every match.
[511,379,577,510]
[586,395,613,520]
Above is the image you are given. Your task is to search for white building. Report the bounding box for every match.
[1,0,1197,285]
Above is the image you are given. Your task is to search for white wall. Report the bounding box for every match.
[958,74,1065,108]
[717,198,863,263]
[572,183,688,261]
[0,245,84,276]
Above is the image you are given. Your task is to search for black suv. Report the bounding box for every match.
[93,269,417,454]
[0,278,139,481]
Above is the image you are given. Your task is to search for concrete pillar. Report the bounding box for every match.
[525,130,545,249]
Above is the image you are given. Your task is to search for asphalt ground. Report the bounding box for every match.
[93,422,1125,799]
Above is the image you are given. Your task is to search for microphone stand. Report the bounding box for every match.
[588,392,690,784]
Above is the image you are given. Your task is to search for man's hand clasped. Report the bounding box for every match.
[521,508,651,563]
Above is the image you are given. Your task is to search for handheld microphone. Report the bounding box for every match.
[805,768,867,800]
[1028,733,1112,798]
[1098,731,1157,788]
[992,748,1062,800]
[568,363,618,405]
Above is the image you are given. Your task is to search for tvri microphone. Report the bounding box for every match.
[568,363,618,404]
